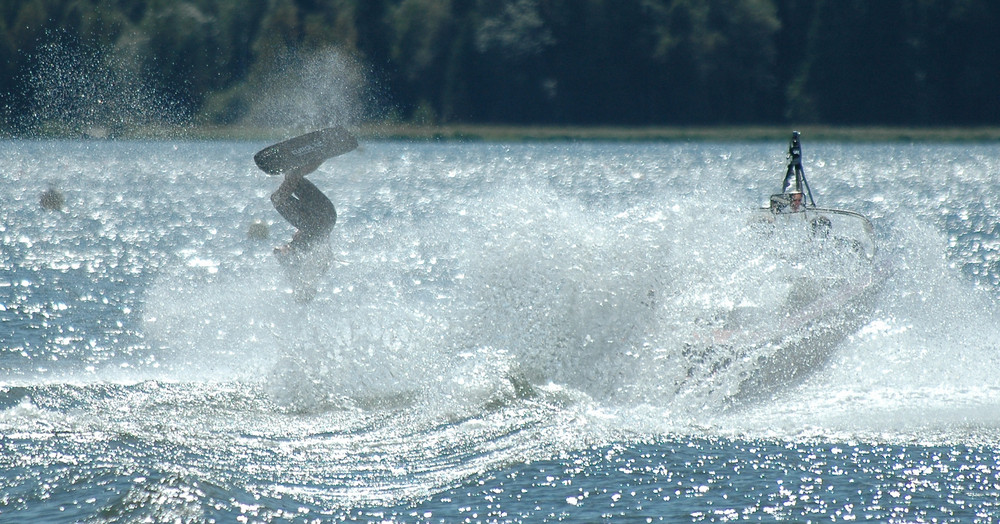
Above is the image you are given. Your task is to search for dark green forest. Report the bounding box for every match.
[2,0,1000,136]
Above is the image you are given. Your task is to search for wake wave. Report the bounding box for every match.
[117,142,1000,444]
[138,178,904,423]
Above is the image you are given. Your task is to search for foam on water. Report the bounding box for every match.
[713,215,1000,445]
[126,142,1000,437]
[5,140,1000,515]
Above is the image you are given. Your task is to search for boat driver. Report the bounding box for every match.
[788,191,803,212]
[769,191,805,214]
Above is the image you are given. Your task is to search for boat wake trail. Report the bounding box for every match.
[716,216,1000,444]
[141,174,890,423]
[102,141,1000,470]
[8,141,1000,520]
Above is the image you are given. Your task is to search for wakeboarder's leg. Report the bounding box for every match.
[271,174,337,256]
[271,174,303,216]
[271,174,305,257]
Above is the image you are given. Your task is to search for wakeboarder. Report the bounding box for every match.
[253,127,358,302]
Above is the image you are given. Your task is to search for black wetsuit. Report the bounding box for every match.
[271,177,336,250]
[271,176,336,302]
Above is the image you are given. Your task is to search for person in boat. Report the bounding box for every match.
[270,161,336,302]
[769,190,805,214]
[788,191,804,212]
[810,215,832,239]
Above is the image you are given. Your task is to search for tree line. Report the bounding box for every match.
[2,0,999,136]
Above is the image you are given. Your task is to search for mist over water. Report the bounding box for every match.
[4,139,1000,519]
[243,48,371,131]
[21,33,184,137]
[18,34,371,138]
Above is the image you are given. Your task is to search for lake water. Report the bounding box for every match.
[3,139,1000,522]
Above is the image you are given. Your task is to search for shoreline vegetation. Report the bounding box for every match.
[357,124,1000,143]
[7,2,1000,134]
[20,124,1000,142]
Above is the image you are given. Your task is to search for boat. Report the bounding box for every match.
[675,132,887,406]
[763,131,877,260]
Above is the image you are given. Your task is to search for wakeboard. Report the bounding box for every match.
[254,126,358,176]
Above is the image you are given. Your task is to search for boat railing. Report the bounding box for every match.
[757,205,878,260]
